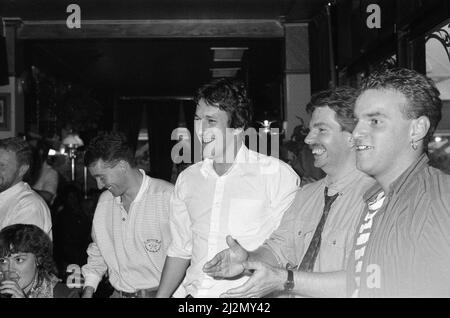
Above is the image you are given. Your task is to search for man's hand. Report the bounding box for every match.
[219,261,285,298]
[81,286,95,298]
[203,235,248,279]
[0,280,27,298]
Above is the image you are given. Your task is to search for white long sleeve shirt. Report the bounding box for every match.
[0,181,52,239]
[168,145,300,297]
[82,170,173,292]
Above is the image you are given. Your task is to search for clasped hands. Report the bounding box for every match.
[202,235,285,298]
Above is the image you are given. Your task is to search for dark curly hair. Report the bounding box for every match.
[194,78,253,130]
[360,67,442,150]
[306,86,358,133]
[0,224,57,280]
[84,131,136,167]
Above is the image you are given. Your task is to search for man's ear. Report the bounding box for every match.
[232,127,244,136]
[410,116,430,143]
[18,164,30,179]
[118,160,130,172]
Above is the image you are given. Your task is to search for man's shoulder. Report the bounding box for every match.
[415,165,450,211]
[176,161,204,179]
[97,190,114,205]
[299,177,325,193]
[405,164,450,201]
[147,176,175,194]
[15,185,49,209]
[245,149,299,177]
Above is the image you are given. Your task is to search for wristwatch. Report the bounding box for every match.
[284,269,294,291]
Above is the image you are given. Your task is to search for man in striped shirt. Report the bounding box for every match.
[81,132,173,298]
[349,68,450,297]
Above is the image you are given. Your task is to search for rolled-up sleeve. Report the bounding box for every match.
[267,161,300,231]
[81,228,107,291]
[167,175,193,259]
[263,189,302,268]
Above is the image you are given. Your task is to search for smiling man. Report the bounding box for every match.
[156,78,300,298]
[0,138,52,238]
[81,132,173,298]
[202,87,374,298]
[348,68,450,297]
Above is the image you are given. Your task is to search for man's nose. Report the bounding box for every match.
[352,122,366,140]
[304,131,315,145]
[202,120,209,133]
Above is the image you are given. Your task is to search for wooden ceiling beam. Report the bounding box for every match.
[16,19,284,39]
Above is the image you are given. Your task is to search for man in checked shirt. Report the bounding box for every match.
[81,132,173,298]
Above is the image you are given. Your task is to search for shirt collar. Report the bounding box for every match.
[322,168,367,196]
[0,181,27,200]
[363,153,429,202]
[114,169,149,204]
[200,143,247,178]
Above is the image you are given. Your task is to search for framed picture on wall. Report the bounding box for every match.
[0,93,11,131]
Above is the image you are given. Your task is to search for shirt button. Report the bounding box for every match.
[122,218,126,221]
[298,231,302,236]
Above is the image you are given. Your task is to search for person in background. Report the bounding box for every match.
[52,183,92,278]
[0,224,79,298]
[0,137,52,238]
[28,140,59,207]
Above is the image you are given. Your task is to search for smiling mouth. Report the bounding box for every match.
[355,145,374,151]
[202,137,215,144]
[311,147,326,156]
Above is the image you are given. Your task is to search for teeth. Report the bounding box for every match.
[312,148,325,155]
[356,145,373,151]
[202,137,215,144]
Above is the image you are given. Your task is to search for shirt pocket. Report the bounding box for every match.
[294,221,317,262]
[320,228,348,269]
[228,198,264,237]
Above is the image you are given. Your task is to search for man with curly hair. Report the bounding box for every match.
[81,132,173,298]
[156,78,300,298]
[0,137,52,238]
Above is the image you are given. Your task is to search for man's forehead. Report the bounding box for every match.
[89,159,110,171]
[196,100,222,115]
[355,88,407,113]
[309,106,339,126]
[0,149,17,163]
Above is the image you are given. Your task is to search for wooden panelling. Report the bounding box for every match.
[17,19,284,39]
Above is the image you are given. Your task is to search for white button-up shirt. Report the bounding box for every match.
[0,181,52,238]
[82,170,173,292]
[168,145,300,297]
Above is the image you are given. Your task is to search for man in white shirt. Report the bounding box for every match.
[81,132,173,298]
[156,78,300,298]
[0,138,52,237]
